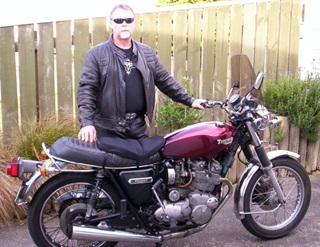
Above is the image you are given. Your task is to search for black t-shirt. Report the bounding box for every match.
[121,47,146,113]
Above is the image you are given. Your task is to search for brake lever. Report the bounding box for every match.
[200,100,215,108]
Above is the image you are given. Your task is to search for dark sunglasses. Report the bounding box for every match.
[112,18,135,24]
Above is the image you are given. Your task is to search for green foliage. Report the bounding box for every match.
[273,126,286,144]
[15,114,78,160]
[157,0,223,7]
[156,77,204,132]
[263,76,320,142]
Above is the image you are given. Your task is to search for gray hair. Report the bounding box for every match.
[109,4,135,19]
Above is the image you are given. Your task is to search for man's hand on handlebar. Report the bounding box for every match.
[192,99,207,110]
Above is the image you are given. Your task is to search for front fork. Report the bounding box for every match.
[245,121,286,203]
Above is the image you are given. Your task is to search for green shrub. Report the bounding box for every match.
[263,76,320,142]
[156,77,204,132]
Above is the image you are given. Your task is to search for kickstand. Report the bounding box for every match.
[155,243,162,247]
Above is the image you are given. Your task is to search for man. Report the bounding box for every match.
[77,3,205,142]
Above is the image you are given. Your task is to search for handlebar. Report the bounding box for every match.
[200,100,218,108]
[201,100,241,117]
[201,100,283,128]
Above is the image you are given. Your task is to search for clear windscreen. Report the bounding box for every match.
[230,54,263,104]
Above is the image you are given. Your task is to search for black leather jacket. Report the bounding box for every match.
[77,35,195,133]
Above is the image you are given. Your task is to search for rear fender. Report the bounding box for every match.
[15,171,45,205]
[16,169,96,205]
[233,150,299,219]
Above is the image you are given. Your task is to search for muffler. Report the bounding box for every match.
[71,224,207,243]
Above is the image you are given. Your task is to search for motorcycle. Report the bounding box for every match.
[7,54,311,247]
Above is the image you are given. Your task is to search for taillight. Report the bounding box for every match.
[7,157,20,177]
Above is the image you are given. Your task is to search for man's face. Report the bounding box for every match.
[110,8,135,40]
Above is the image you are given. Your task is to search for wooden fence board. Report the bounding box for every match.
[229,4,243,68]
[74,19,90,121]
[229,3,243,104]
[289,0,301,75]
[156,12,173,134]
[289,125,300,153]
[312,141,319,171]
[254,2,268,72]
[306,141,319,173]
[299,138,307,168]
[157,11,173,74]
[266,1,280,80]
[201,7,216,120]
[0,26,18,138]
[141,13,157,52]
[17,24,37,124]
[92,17,108,46]
[132,14,142,42]
[173,10,187,82]
[37,23,55,120]
[213,5,230,120]
[242,3,256,64]
[187,9,202,97]
[56,21,73,117]
[278,0,291,77]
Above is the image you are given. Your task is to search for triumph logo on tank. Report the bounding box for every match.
[217,137,233,145]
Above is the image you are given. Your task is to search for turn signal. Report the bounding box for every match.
[40,150,47,159]
[270,117,283,127]
[40,163,48,177]
[7,157,19,177]
[278,117,284,127]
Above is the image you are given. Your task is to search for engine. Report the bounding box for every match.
[154,159,222,225]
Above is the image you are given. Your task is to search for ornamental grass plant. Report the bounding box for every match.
[0,113,78,225]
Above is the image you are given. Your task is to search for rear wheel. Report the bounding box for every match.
[28,172,120,247]
[241,157,311,239]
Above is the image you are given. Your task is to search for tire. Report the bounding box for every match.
[241,157,311,239]
[28,172,120,247]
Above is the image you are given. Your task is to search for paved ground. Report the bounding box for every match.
[1,172,319,247]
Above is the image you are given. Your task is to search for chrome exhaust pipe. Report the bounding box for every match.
[72,225,162,243]
[72,224,207,243]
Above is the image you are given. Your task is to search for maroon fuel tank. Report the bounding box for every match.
[162,121,238,158]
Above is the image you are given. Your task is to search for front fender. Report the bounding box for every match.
[233,150,299,220]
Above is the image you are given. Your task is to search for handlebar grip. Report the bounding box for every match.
[200,100,215,108]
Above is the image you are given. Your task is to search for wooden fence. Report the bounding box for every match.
[1,0,318,179]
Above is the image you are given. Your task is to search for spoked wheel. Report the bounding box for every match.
[28,172,120,247]
[241,157,311,239]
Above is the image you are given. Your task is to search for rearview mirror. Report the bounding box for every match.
[254,71,264,90]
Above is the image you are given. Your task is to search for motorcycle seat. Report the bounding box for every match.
[49,136,165,168]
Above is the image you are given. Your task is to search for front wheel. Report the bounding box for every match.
[241,157,311,239]
[28,172,121,247]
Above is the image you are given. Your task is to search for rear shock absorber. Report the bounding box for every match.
[86,169,104,220]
